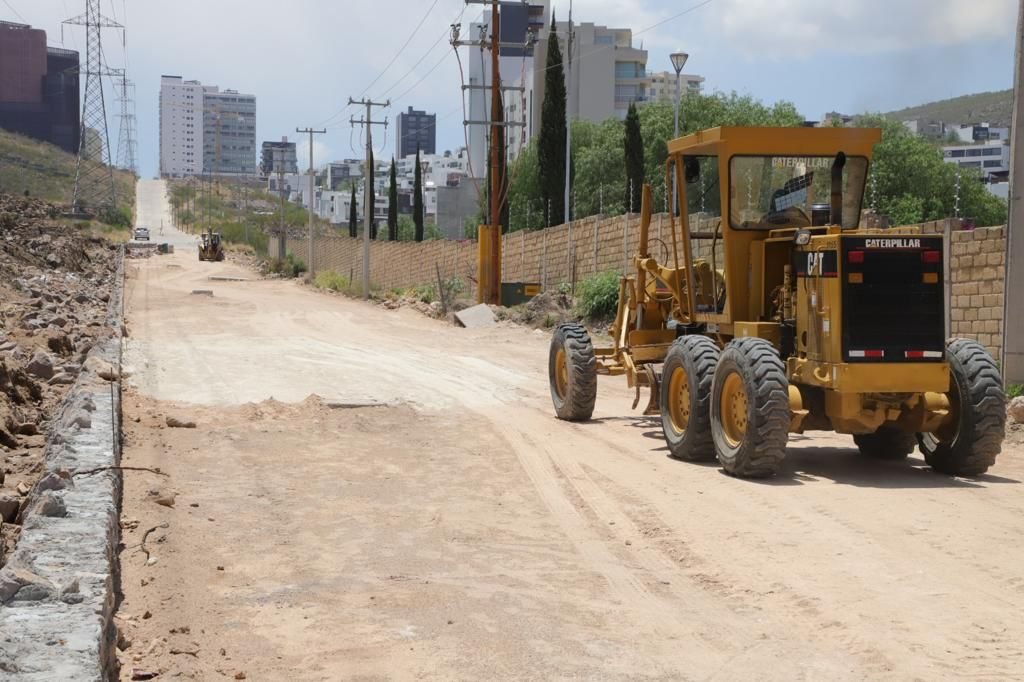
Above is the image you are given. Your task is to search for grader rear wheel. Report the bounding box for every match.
[918,339,1005,476]
[660,336,720,461]
[710,338,789,478]
[549,324,597,421]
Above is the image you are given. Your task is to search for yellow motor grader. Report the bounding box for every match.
[549,126,1006,478]
[198,231,225,262]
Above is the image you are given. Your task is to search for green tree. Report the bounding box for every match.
[855,114,1007,227]
[369,151,378,239]
[538,14,567,226]
[623,102,644,212]
[387,158,398,241]
[348,185,357,238]
[413,145,424,242]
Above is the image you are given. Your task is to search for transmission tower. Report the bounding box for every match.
[116,73,138,175]
[63,0,123,212]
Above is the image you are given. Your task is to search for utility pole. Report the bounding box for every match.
[563,0,574,226]
[275,148,287,257]
[453,1,530,304]
[297,127,326,277]
[1004,0,1024,383]
[349,98,390,299]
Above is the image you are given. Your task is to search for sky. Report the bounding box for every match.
[3,0,1018,178]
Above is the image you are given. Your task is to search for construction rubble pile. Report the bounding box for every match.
[0,194,117,563]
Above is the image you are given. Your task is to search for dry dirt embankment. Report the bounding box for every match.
[0,194,118,561]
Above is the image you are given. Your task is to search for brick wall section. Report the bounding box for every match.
[949,225,1006,359]
[281,218,1007,357]
[281,212,725,295]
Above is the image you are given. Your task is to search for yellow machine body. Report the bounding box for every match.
[596,126,953,436]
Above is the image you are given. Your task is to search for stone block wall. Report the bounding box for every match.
[949,225,1006,359]
[282,219,1008,358]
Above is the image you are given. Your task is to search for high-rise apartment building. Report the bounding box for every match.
[508,20,649,160]
[159,76,205,177]
[260,137,298,178]
[466,1,549,175]
[0,21,80,155]
[646,71,705,103]
[203,87,256,175]
[159,76,256,177]
[395,107,437,158]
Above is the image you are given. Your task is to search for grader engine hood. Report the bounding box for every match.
[795,234,945,365]
[840,235,945,362]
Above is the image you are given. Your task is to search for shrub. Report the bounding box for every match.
[1008,384,1024,400]
[411,284,435,303]
[268,252,306,278]
[98,205,132,228]
[314,270,350,292]
[575,270,620,320]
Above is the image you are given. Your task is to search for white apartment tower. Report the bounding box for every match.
[159,75,204,177]
[508,21,650,160]
[159,76,257,178]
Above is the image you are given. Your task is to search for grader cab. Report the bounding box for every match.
[549,126,1006,478]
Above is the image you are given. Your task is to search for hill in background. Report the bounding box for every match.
[885,89,1013,127]
[0,127,135,210]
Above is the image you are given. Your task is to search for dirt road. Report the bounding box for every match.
[115,179,1024,681]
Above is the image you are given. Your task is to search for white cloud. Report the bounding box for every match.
[712,0,1017,57]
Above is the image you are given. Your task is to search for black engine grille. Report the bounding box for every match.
[841,236,945,362]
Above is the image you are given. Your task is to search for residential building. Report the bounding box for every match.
[902,119,949,140]
[946,123,1009,144]
[203,87,257,175]
[159,76,206,177]
[326,160,362,190]
[646,71,704,103]
[159,76,256,178]
[466,1,550,175]
[510,20,650,160]
[0,21,80,155]
[395,107,437,158]
[260,137,298,178]
[942,141,1009,181]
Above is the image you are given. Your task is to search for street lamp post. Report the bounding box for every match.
[670,50,689,216]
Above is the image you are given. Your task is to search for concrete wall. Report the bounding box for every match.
[280,218,1009,357]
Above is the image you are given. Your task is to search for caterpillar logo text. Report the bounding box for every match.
[864,238,921,249]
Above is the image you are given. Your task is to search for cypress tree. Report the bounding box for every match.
[348,185,357,238]
[388,158,398,241]
[537,14,566,225]
[369,151,377,239]
[413,145,424,242]
[624,102,644,212]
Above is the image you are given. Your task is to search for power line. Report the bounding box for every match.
[318,0,455,129]
[359,0,442,98]
[636,0,715,37]
[1,0,26,22]
[390,49,454,104]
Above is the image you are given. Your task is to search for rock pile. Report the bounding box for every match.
[0,193,117,563]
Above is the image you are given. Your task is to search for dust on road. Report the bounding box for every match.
[116,180,1024,681]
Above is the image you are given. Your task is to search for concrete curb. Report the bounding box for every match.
[0,246,125,680]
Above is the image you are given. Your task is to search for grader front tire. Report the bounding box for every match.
[710,338,790,478]
[918,339,1006,476]
[660,336,720,461]
[549,324,597,421]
